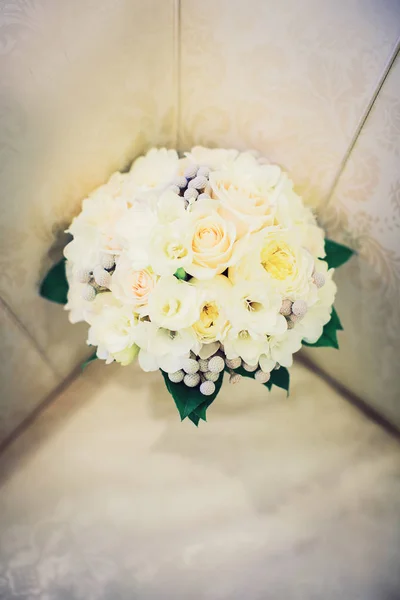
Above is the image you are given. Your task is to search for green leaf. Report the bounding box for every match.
[226,365,290,395]
[188,412,201,426]
[324,239,355,269]
[303,306,342,349]
[329,306,343,331]
[160,369,224,424]
[188,388,221,425]
[267,366,290,395]
[81,352,97,370]
[174,267,188,280]
[40,258,69,305]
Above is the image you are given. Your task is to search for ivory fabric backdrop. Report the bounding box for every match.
[0,0,400,442]
[0,0,177,442]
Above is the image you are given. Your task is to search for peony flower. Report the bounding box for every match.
[259,330,303,371]
[111,253,158,314]
[129,148,179,191]
[209,152,283,238]
[190,275,232,344]
[226,280,287,336]
[148,276,200,330]
[186,199,241,279]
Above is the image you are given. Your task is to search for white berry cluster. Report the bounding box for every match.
[63,147,337,376]
[168,348,225,396]
[169,164,211,209]
[75,253,116,303]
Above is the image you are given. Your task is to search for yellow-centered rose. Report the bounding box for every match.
[209,153,283,238]
[229,230,317,304]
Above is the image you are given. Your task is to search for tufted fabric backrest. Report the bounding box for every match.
[0,0,399,443]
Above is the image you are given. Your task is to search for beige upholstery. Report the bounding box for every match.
[0,361,400,598]
[0,1,400,439]
[0,0,176,441]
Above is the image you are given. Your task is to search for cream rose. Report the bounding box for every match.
[209,152,283,238]
[186,199,240,280]
[111,253,158,314]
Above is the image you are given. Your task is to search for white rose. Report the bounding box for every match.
[259,330,303,371]
[148,276,200,330]
[274,181,326,259]
[230,229,317,305]
[185,146,239,170]
[223,327,266,366]
[190,275,232,344]
[129,148,179,191]
[186,199,241,280]
[227,280,287,336]
[209,152,283,238]
[149,219,193,276]
[111,253,158,314]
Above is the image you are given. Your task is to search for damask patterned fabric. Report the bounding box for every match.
[179,0,400,207]
[311,56,400,426]
[0,361,399,599]
[178,0,400,426]
[0,0,400,442]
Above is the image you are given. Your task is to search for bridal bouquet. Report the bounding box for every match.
[41,147,354,424]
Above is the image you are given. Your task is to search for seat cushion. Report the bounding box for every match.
[0,362,400,598]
